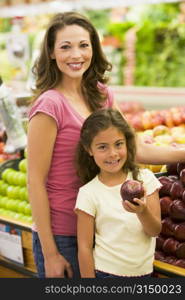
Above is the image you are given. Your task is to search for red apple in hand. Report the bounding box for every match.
[120,180,144,205]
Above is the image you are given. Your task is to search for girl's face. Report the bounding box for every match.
[51,24,93,80]
[89,126,127,177]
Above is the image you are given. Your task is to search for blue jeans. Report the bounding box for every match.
[95,270,152,278]
[32,231,80,278]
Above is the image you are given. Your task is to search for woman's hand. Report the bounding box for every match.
[44,252,73,278]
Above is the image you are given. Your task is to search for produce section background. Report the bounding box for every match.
[0,0,185,278]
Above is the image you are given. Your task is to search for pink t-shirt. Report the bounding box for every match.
[28,86,114,235]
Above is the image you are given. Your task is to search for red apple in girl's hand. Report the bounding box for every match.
[120,180,144,205]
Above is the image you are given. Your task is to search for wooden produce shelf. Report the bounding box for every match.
[0,216,37,277]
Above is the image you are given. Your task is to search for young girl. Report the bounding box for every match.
[75,108,162,278]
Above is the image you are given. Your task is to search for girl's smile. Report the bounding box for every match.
[89,126,127,180]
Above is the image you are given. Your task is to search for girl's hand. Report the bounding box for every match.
[122,197,147,214]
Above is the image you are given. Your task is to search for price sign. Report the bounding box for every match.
[0,223,24,265]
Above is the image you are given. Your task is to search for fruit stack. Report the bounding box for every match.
[155,162,185,269]
[0,154,32,224]
[137,124,185,173]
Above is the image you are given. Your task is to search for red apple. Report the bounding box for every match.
[156,235,165,250]
[129,114,143,131]
[161,109,174,128]
[182,190,185,203]
[170,107,183,126]
[166,163,178,175]
[120,179,144,205]
[162,237,179,255]
[168,175,178,182]
[180,169,185,186]
[176,242,185,259]
[150,111,164,128]
[177,162,185,175]
[161,217,176,237]
[174,259,185,268]
[158,176,173,197]
[155,250,166,261]
[169,199,185,221]
[160,196,173,216]
[170,181,184,199]
[174,222,185,241]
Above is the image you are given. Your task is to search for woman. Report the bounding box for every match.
[27,11,185,278]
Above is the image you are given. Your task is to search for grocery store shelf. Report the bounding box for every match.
[0,215,32,232]
[112,85,185,110]
[0,255,37,278]
[154,260,185,277]
[0,0,182,17]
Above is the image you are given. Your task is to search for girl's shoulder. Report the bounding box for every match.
[138,168,156,180]
[78,176,98,194]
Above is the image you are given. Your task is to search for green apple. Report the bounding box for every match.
[24,202,32,216]
[23,215,32,224]
[1,168,14,182]
[4,210,15,218]
[0,181,9,196]
[18,159,27,173]
[6,199,20,211]
[19,187,28,201]
[0,196,8,208]
[0,196,9,208]
[7,185,15,198]
[7,185,21,199]
[17,201,27,214]
[17,172,27,187]
[6,170,17,185]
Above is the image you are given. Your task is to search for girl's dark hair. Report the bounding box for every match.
[75,108,140,184]
[31,11,112,110]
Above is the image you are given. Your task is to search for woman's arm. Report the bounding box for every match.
[112,100,185,165]
[27,113,72,278]
[76,209,95,278]
[136,135,185,165]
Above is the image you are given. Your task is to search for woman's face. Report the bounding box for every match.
[51,24,93,80]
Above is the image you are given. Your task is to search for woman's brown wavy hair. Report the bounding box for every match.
[75,108,140,184]
[31,11,112,110]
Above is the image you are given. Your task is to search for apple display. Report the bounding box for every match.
[174,222,185,241]
[180,169,185,187]
[162,237,179,255]
[166,163,178,175]
[153,125,170,137]
[18,158,27,173]
[161,217,176,237]
[177,162,185,175]
[176,243,185,259]
[156,235,165,251]
[120,180,144,205]
[158,176,173,197]
[169,199,185,221]
[160,196,173,216]
[170,181,184,199]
